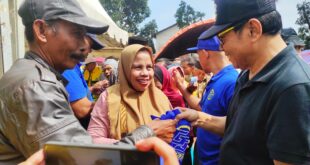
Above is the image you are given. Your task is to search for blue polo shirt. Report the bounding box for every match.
[62,63,93,102]
[197,65,238,165]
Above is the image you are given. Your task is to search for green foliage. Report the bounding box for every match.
[139,19,158,52]
[99,0,150,34]
[296,1,310,49]
[174,1,205,28]
[139,19,158,39]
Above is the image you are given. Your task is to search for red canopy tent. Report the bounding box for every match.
[155,19,215,60]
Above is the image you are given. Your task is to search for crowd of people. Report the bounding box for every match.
[0,0,309,164]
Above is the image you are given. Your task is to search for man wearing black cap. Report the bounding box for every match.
[0,0,162,164]
[281,28,305,55]
[177,0,310,164]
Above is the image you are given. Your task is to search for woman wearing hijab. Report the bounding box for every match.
[88,44,176,144]
[154,65,186,108]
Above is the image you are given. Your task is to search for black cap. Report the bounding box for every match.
[281,28,305,46]
[128,36,149,46]
[87,33,104,50]
[18,0,109,34]
[199,0,276,39]
[286,36,305,47]
[281,28,297,40]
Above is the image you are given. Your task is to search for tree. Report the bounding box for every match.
[296,1,310,49]
[99,0,150,34]
[139,19,158,52]
[174,1,205,28]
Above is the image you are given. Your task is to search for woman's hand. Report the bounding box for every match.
[147,119,177,143]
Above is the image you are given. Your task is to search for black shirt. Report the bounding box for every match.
[220,45,310,165]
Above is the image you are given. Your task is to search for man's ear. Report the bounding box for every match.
[247,18,263,42]
[32,20,48,43]
[202,49,210,59]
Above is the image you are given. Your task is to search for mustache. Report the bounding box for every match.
[70,53,86,62]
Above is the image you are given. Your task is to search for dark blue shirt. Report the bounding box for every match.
[198,65,238,165]
[62,63,93,102]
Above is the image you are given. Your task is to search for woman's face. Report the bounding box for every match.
[130,50,154,92]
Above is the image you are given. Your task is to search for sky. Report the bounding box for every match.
[143,0,305,32]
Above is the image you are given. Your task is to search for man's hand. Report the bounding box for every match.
[146,119,176,143]
[177,107,226,136]
[136,137,179,165]
[176,107,199,123]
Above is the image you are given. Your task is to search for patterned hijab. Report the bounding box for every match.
[107,44,172,139]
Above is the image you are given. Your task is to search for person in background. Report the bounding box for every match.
[128,36,149,45]
[83,56,103,87]
[100,58,118,87]
[175,36,238,165]
[83,56,108,100]
[154,65,186,108]
[179,55,207,97]
[178,0,310,164]
[281,28,305,55]
[88,44,176,144]
[168,66,187,106]
[180,56,196,82]
[173,57,182,66]
[62,33,105,129]
[155,58,173,68]
[194,69,209,98]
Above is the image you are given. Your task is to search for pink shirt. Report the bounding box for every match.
[87,91,118,144]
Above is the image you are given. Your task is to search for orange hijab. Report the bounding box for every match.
[107,44,172,139]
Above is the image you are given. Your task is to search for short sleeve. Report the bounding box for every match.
[221,80,236,113]
[62,69,87,102]
[267,83,310,164]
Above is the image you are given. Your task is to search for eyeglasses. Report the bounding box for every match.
[217,20,248,46]
[217,26,236,46]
